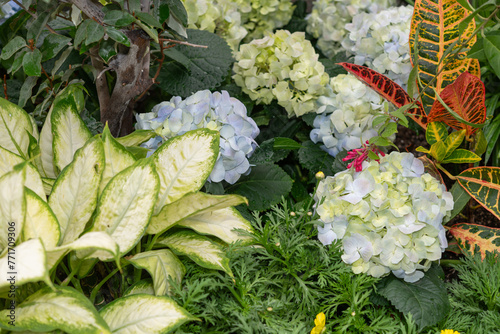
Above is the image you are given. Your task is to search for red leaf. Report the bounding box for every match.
[337,63,428,129]
[427,72,486,136]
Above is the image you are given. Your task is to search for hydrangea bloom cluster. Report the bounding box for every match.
[310,74,390,157]
[183,0,247,51]
[306,0,395,58]
[135,90,260,184]
[314,152,454,282]
[341,6,414,87]
[233,30,330,118]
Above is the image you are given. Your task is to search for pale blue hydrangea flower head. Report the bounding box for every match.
[136,90,260,184]
[341,6,414,88]
[310,73,392,157]
[314,152,454,282]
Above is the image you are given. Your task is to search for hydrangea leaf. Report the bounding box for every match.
[298,140,341,176]
[115,129,156,147]
[376,265,450,329]
[157,230,232,276]
[89,160,159,260]
[456,167,500,220]
[226,163,292,211]
[425,121,448,145]
[0,239,51,291]
[0,166,26,252]
[22,188,60,249]
[156,29,232,97]
[99,294,197,334]
[177,207,253,244]
[0,286,111,333]
[48,136,104,245]
[147,192,247,235]
[51,85,92,172]
[0,97,36,157]
[128,249,185,296]
[449,223,500,259]
[410,0,478,113]
[152,129,219,214]
[123,279,155,297]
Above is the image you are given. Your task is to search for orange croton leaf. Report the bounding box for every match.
[449,223,500,259]
[428,72,486,136]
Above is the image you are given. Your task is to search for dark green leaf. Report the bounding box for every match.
[103,10,136,27]
[74,20,90,47]
[85,20,105,45]
[298,140,338,176]
[468,38,486,61]
[99,39,117,63]
[319,56,348,78]
[18,76,38,108]
[0,36,27,60]
[41,34,71,62]
[249,139,290,164]
[106,27,130,46]
[483,34,500,80]
[10,49,27,74]
[165,0,188,26]
[225,164,293,211]
[135,12,162,29]
[22,49,42,76]
[156,29,232,97]
[445,181,471,223]
[158,3,170,24]
[376,266,450,329]
[273,137,301,150]
[162,47,191,70]
[26,10,50,43]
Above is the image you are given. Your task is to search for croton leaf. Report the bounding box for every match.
[456,167,500,220]
[425,121,448,145]
[448,223,500,259]
[337,63,427,129]
[410,0,478,112]
[428,72,486,136]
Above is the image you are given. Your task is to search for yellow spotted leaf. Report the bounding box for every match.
[449,223,500,259]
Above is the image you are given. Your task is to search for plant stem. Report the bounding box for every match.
[90,265,125,304]
[440,259,462,267]
[435,163,457,180]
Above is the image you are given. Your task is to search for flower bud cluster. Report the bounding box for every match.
[314,152,454,282]
[310,74,390,157]
[135,90,260,184]
[233,30,330,118]
[306,0,395,58]
[341,6,414,87]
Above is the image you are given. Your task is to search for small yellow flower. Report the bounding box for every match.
[441,330,460,334]
[311,312,326,334]
[315,171,325,180]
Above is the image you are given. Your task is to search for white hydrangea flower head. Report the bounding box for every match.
[314,151,454,282]
[341,6,414,88]
[135,90,260,184]
[183,0,248,52]
[306,0,396,58]
[233,30,330,117]
[310,73,392,157]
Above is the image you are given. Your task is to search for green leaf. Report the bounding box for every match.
[48,137,104,245]
[441,149,481,164]
[248,138,290,164]
[368,136,396,148]
[473,129,487,157]
[148,192,247,235]
[468,38,486,61]
[483,34,500,80]
[430,140,447,162]
[105,26,130,46]
[226,164,292,211]
[39,107,57,178]
[10,49,27,74]
[0,36,26,60]
[163,47,191,70]
[0,166,26,252]
[103,10,136,27]
[128,249,185,296]
[74,19,90,47]
[158,230,233,276]
[158,3,170,24]
[456,167,500,220]
[100,294,196,333]
[298,140,337,176]
[26,9,50,42]
[164,0,188,26]
[152,129,219,214]
[41,34,71,62]
[157,29,233,97]
[99,38,117,63]
[85,20,105,45]
[273,137,301,150]
[445,181,471,223]
[425,121,448,145]
[0,286,111,333]
[89,160,159,260]
[443,129,466,158]
[22,49,42,76]
[115,129,156,147]
[376,266,450,329]
[18,76,38,109]
[123,279,155,297]
[135,12,162,28]
[380,122,398,138]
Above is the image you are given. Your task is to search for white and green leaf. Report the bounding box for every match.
[48,136,104,245]
[115,129,156,147]
[152,129,219,214]
[128,249,185,296]
[0,286,111,334]
[147,192,247,235]
[0,97,35,158]
[39,107,57,178]
[157,230,232,276]
[100,294,197,334]
[0,166,26,252]
[122,279,155,297]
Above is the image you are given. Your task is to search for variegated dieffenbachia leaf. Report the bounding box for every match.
[123,279,155,297]
[39,107,57,179]
[0,97,36,158]
[0,166,26,252]
[147,192,247,235]
[157,230,233,276]
[100,294,197,334]
[128,249,185,296]
[89,159,159,260]
[449,223,500,259]
[48,137,104,245]
[152,129,219,214]
[0,286,111,333]
[177,207,254,244]
[115,129,157,147]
